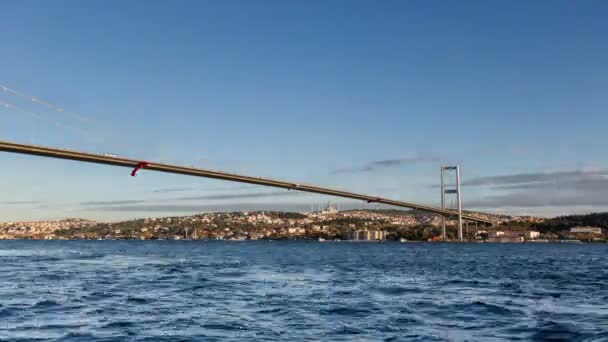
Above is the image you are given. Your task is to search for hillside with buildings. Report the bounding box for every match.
[0,219,96,240]
[49,208,452,241]
[0,207,572,241]
[2,208,603,242]
[500,212,608,242]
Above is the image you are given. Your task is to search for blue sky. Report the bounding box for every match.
[1,1,607,221]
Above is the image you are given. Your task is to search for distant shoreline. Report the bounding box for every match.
[1,238,600,244]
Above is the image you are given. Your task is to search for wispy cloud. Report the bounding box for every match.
[89,203,311,213]
[462,169,608,211]
[80,200,147,206]
[332,156,440,174]
[0,201,40,205]
[151,187,193,194]
[151,185,256,194]
[461,169,608,187]
[79,191,300,207]
[492,178,608,191]
[466,189,608,208]
[175,191,301,201]
[86,201,390,213]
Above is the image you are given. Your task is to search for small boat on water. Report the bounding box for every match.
[318,237,326,242]
[400,238,408,243]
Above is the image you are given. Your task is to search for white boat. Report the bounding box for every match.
[400,238,408,243]
[318,237,326,242]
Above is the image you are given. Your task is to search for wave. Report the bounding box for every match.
[31,299,62,309]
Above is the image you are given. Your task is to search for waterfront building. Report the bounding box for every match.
[525,231,540,239]
[344,230,386,241]
[570,226,603,234]
[487,236,524,243]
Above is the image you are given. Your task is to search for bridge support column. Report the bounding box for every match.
[440,164,464,241]
[440,167,446,239]
[456,165,463,241]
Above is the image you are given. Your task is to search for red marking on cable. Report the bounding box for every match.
[131,162,150,177]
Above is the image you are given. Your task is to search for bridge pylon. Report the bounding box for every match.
[440,165,463,241]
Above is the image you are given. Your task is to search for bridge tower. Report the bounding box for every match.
[440,165,463,241]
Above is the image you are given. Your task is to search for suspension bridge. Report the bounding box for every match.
[0,83,496,240]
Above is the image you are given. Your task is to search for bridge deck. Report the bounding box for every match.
[0,140,495,225]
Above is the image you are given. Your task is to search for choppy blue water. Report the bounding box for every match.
[1,241,607,341]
